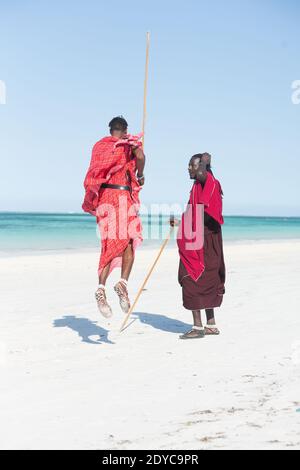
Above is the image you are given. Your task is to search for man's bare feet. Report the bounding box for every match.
[114,280,131,313]
[95,287,113,318]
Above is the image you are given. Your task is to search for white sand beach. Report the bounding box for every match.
[0,240,300,450]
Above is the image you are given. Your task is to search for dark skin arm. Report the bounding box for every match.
[196,161,208,183]
[133,147,146,186]
[196,153,211,183]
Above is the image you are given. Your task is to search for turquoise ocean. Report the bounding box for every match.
[0,212,300,256]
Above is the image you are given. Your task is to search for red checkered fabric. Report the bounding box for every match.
[82,135,143,275]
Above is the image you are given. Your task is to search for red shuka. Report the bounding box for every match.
[177,172,224,282]
[82,135,143,275]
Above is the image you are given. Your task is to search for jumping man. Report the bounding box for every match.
[82,116,145,317]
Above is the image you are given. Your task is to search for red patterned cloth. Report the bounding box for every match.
[82,135,143,275]
[177,172,224,282]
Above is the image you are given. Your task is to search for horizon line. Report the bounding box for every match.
[0,210,299,218]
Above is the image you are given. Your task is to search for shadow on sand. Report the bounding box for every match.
[53,312,190,343]
[53,315,114,345]
[131,312,190,334]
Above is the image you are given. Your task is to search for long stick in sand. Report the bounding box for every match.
[120,32,152,333]
[120,32,174,332]
[142,31,150,148]
[120,226,174,332]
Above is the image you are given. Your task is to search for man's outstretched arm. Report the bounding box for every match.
[133,147,146,186]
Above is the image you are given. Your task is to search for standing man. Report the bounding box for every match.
[82,116,145,318]
[171,153,225,339]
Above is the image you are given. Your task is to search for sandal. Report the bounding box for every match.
[204,325,220,335]
[179,326,205,340]
[114,280,131,314]
[95,287,113,318]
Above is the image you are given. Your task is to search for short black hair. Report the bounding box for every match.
[109,116,128,133]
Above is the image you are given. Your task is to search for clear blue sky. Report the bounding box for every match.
[0,0,299,215]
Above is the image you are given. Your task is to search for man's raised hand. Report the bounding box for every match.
[201,152,211,166]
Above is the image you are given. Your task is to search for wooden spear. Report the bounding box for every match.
[119,226,174,332]
[142,31,150,148]
[119,32,176,333]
